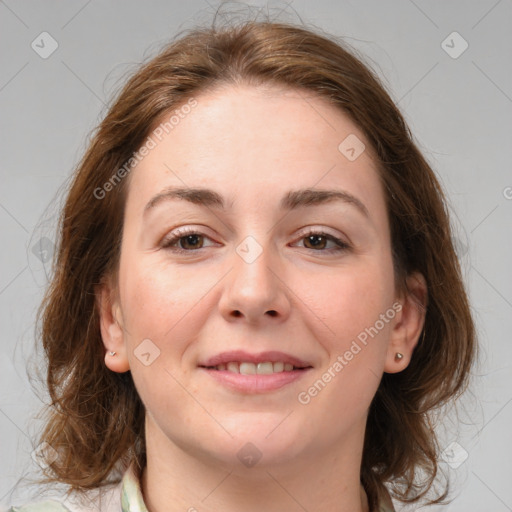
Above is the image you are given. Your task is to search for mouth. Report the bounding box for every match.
[198,349,313,372]
[198,350,313,393]
[200,361,310,374]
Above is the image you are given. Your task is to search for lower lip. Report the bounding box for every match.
[199,367,312,393]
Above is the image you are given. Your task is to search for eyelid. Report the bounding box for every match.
[160,225,351,256]
[294,226,347,241]
[160,226,217,249]
[292,227,351,251]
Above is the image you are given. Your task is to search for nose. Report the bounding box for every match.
[218,236,292,325]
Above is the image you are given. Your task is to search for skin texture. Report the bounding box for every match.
[98,84,427,512]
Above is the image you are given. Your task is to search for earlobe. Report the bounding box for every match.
[96,280,131,373]
[384,272,427,374]
[104,347,131,373]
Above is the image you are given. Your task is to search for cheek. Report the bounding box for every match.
[117,258,204,414]
[301,259,395,348]
[297,267,393,414]
[119,256,206,339]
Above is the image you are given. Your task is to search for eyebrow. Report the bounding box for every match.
[143,186,370,218]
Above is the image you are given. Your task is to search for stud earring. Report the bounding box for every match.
[109,351,116,356]
[394,352,403,361]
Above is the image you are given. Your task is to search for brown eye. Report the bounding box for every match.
[297,232,350,252]
[161,229,215,252]
[303,234,328,250]
[179,234,204,250]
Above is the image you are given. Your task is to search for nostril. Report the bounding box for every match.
[266,310,277,317]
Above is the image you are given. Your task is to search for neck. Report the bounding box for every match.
[141,417,370,512]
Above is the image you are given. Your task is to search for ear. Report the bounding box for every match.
[96,277,131,373]
[384,271,427,374]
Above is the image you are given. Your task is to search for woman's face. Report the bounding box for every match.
[101,84,418,469]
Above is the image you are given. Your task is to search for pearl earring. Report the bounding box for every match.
[395,352,403,361]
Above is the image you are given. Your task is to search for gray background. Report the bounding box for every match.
[1,1,511,510]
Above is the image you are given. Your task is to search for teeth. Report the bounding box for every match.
[239,362,256,375]
[227,362,239,373]
[257,362,273,374]
[273,361,284,372]
[212,361,301,374]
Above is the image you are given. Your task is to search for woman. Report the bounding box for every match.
[10,15,476,512]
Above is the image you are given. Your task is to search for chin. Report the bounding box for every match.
[202,417,309,469]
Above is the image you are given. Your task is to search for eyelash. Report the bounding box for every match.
[161,227,351,255]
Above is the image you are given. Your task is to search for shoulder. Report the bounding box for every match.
[8,481,122,512]
[7,466,128,512]
[377,484,396,512]
[8,500,72,512]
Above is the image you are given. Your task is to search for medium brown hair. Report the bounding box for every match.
[35,12,476,511]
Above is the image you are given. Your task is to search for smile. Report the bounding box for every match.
[203,361,307,374]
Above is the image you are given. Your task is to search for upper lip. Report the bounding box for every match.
[199,350,313,368]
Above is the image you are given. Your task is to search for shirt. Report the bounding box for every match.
[8,463,395,512]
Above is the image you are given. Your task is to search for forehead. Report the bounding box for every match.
[126,83,386,220]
